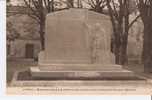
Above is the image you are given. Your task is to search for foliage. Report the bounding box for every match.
[7,21,20,41]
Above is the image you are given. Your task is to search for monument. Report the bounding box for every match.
[30,9,135,79]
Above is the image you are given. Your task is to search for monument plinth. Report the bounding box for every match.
[30,9,135,79]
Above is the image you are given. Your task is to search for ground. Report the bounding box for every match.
[7,58,37,85]
[6,58,152,94]
[7,57,149,85]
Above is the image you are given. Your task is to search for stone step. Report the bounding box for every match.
[29,67,137,79]
[35,64,123,70]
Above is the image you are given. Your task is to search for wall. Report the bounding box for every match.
[9,39,41,58]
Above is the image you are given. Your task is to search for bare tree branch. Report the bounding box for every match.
[129,14,140,28]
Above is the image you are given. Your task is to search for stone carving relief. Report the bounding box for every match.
[86,23,114,64]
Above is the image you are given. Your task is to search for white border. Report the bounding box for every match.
[0,0,151,99]
[0,0,6,96]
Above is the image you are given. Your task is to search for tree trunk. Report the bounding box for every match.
[119,35,128,65]
[114,24,123,65]
[142,22,152,72]
[67,0,74,8]
[114,38,121,64]
[119,17,129,65]
[114,35,128,65]
[114,28,128,65]
[39,19,45,50]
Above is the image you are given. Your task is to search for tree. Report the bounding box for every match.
[7,21,20,41]
[7,0,10,2]
[66,0,74,8]
[65,0,83,8]
[23,0,55,50]
[77,0,83,8]
[106,0,140,65]
[84,0,107,13]
[137,0,152,72]
[7,13,39,42]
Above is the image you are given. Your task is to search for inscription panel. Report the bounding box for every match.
[45,18,90,63]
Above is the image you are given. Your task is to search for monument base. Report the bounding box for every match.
[29,64,137,79]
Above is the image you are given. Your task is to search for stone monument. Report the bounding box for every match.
[30,9,135,79]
